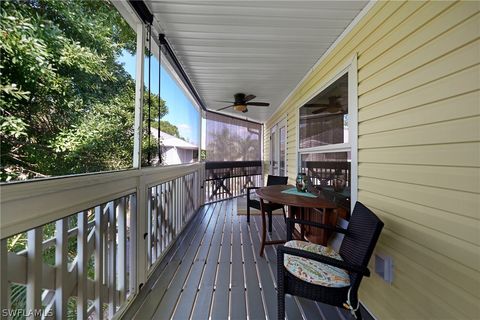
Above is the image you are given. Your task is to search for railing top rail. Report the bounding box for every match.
[1,162,204,239]
[205,161,262,169]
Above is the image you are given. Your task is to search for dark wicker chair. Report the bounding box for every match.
[246,175,288,232]
[277,202,384,319]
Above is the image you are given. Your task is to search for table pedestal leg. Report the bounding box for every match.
[302,208,338,245]
[287,206,304,241]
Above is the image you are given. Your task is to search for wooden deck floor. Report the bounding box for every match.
[125,199,371,320]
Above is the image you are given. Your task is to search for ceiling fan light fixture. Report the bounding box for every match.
[216,93,269,113]
[233,104,247,112]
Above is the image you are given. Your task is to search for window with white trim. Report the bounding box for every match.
[298,65,357,212]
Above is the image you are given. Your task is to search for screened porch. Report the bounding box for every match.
[1,0,479,320]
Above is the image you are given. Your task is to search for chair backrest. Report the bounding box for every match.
[266,175,288,186]
[339,202,384,290]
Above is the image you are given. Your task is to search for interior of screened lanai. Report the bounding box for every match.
[1,1,479,319]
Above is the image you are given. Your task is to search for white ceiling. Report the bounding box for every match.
[145,1,369,123]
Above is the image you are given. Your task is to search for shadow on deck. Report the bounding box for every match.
[123,199,373,319]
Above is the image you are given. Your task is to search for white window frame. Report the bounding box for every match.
[296,55,358,210]
[270,117,288,176]
[278,117,288,177]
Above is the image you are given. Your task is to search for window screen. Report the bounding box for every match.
[299,73,348,149]
[205,112,261,161]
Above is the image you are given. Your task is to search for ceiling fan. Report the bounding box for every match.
[217,93,269,113]
[305,96,343,114]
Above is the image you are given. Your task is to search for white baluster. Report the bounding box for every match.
[116,198,127,305]
[26,228,42,320]
[160,183,165,253]
[55,218,68,320]
[146,189,152,267]
[128,194,137,296]
[94,206,104,320]
[167,182,172,244]
[107,202,116,317]
[155,186,161,258]
[77,212,88,320]
[175,179,179,235]
[151,188,157,264]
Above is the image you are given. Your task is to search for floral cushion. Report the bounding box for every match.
[284,240,350,287]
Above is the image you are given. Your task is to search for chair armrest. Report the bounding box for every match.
[278,245,370,277]
[286,217,348,234]
[246,186,261,200]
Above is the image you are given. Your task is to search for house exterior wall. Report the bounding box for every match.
[163,147,195,165]
[264,1,480,319]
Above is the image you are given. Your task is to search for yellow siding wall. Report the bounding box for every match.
[264,1,480,319]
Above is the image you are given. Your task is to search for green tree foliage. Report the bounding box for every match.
[0,0,179,181]
[0,1,184,316]
[152,120,180,138]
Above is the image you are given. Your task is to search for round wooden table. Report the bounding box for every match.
[256,184,337,256]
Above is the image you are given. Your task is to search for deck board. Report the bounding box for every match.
[240,215,266,319]
[130,205,212,319]
[251,215,304,320]
[149,203,216,319]
[210,200,232,320]
[189,201,226,318]
[230,209,247,319]
[131,198,375,320]
[173,202,224,319]
[247,214,278,320]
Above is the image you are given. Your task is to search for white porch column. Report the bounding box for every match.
[133,22,148,293]
[133,23,145,169]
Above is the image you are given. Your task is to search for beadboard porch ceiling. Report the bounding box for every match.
[144,1,369,122]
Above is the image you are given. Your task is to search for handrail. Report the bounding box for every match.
[1,163,203,240]
[204,161,262,202]
[205,160,262,170]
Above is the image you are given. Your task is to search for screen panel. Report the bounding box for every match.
[205,112,261,161]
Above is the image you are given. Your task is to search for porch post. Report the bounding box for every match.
[133,23,145,169]
[133,22,148,294]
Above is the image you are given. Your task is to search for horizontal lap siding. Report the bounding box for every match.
[264,1,480,319]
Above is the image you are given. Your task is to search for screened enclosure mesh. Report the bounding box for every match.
[205,112,262,161]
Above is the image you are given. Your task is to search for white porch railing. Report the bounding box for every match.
[146,170,199,269]
[0,163,205,319]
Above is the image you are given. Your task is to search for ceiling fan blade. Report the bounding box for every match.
[312,106,342,114]
[327,106,342,113]
[312,107,328,114]
[214,100,234,103]
[217,105,235,111]
[304,103,329,108]
[244,94,256,102]
[246,102,269,107]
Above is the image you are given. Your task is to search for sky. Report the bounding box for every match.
[117,51,200,146]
